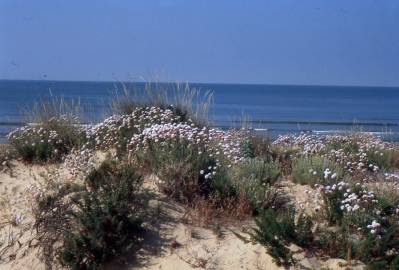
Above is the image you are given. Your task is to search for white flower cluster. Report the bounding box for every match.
[316,181,347,194]
[8,126,62,146]
[385,173,399,182]
[366,220,381,234]
[62,148,96,180]
[316,181,379,213]
[7,116,82,157]
[200,165,218,180]
[273,133,326,155]
[84,107,182,150]
[273,132,395,176]
[127,123,246,165]
[323,168,337,180]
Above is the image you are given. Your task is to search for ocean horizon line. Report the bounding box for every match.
[1,78,399,89]
[229,120,399,127]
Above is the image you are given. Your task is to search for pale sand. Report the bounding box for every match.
[0,161,365,270]
[0,162,48,270]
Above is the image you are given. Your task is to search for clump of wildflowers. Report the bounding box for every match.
[126,122,248,202]
[274,132,397,181]
[7,116,84,162]
[127,123,246,166]
[84,107,183,151]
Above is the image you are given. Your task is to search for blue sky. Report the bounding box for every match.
[1,0,398,86]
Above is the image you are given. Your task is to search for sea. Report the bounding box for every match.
[1,80,399,143]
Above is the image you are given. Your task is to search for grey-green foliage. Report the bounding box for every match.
[8,116,84,163]
[250,208,313,266]
[58,161,146,270]
[134,140,217,202]
[229,158,281,210]
[292,155,344,185]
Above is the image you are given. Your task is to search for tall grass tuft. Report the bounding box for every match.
[8,97,84,162]
[110,82,213,125]
[22,96,83,123]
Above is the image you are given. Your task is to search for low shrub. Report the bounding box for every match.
[250,209,294,266]
[8,116,84,162]
[128,122,246,202]
[84,106,183,153]
[292,155,344,186]
[352,225,399,269]
[325,138,359,156]
[314,227,351,259]
[228,158,281,211]
[250,208,313,266]
[240,134,272,159]
[314,181,399,268]
[33,181,84,268]
[34,161,147,270]
[59,164,145,269]
[273,148,298,175]
[392,149,399,169]
[134,140,219,202]
[366,148,398,171]
[315,225,399,269]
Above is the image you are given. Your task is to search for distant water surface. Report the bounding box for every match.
[1,80,398,143]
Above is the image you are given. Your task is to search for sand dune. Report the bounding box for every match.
[0,161,364,270]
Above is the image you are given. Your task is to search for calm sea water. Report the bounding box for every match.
[1,80,399,143]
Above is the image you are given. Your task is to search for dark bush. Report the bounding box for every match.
[135,141,219,202]
[250,208,313,266]
[56,161,146,270]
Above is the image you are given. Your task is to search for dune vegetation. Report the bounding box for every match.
[1,83,399,270]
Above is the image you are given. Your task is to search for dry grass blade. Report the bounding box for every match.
[109,81,213,125]
[22,96,82,124]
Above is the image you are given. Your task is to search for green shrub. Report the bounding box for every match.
[367,149,398,171]
[208,165,236,199]
[59,161,146,270]
[315,227,351,259]
[325,139,359,156]
[392,150,399,169]
[240,139,256,159]
[250,208,313,266]
[315,181,399,268]
[295,212,314,247]
[316,225,399,269]
[8,116,84,162]
[292,155,344,185]
[240,135,272,159]
[228,158,281,211]
[352,225,399,269]
[321,187,345,225]
[273,147,297,175]
[250,209,294,266]
[134,141,219,202]
[33,180,85,268]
